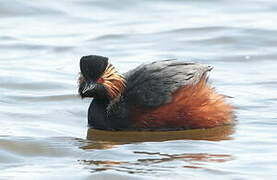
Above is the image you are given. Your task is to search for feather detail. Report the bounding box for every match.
[101,63,126,98]
[133,78,234,129]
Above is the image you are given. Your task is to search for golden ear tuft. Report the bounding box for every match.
[101,64,126,98]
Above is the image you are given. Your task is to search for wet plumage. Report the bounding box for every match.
[78,55,234,130]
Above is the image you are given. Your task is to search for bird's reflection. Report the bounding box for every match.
[82,125,235,150]
[79,125,235,150]
[80,152,234,174]
[133,151,234,165]
[78,125,235,174]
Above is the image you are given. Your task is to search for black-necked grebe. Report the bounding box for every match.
[78,55,234,130]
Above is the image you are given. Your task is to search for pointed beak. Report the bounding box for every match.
[82,81,96,94]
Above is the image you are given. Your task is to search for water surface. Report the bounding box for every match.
[1,0,277,179]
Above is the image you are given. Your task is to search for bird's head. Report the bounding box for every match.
[78,55,126,99]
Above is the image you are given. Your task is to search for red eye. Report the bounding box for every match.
[97,77,104,83]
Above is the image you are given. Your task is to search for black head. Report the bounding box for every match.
[78,55,109,99]
[80,55,108,81]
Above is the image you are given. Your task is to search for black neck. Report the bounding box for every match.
[88,98,110,130]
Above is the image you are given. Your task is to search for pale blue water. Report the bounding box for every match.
[1,0,277,179]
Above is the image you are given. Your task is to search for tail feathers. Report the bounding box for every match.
[134,79,234,129]
[177,80,234,128]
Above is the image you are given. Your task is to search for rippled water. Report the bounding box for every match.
[1,0,277,179]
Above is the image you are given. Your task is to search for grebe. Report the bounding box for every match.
[78,55,233,130]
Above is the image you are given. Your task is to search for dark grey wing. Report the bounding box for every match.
[123,60,212,108]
